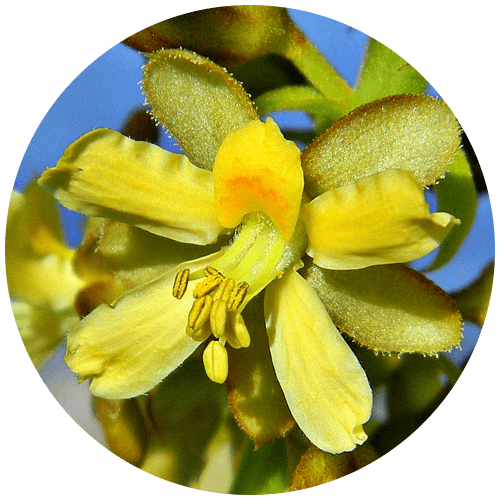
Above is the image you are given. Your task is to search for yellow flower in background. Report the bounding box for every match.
[6,183,84,366]
[36,49,463,455]
[6,183,84,311]
[6,182,124,367]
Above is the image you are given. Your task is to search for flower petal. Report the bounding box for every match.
[65,252,223,399]
[264,270,372,454]
[300,169,459,270]
[213,117,303,241]
[39,129,225,245]
[143,49,258,170]
[301,94,461,198]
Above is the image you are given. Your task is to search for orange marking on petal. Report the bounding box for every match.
[213,118,303,241]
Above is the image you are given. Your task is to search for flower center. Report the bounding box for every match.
[172,211,307,383]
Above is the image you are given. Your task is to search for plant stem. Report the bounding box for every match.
[276,25,360,114]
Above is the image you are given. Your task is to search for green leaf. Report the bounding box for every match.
[429,150,478,270]
[303,262,463,355]
[143,49,258,170]
[451,261,494,326]
[356,38,428,103]
[230,438,289,494]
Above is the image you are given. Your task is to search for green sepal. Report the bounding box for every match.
[303,261,463,356]
[143,49,258,170]
[301,95,461,198]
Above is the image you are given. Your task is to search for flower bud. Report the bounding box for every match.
[93,397,147,466]
[124,6,294,69]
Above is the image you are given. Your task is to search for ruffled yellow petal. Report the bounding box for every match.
[264,270,372,454]
[39,129,224,245]
[301,169,460,270]
[213,117,303,242]
[65,252,224,399]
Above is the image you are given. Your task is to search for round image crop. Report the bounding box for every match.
[5,5,494,495]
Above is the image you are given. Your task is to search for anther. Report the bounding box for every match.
[204,266,223,277]
[210,298,228,339]
[186,322,212,343]
[213,277,235,302]
[193,272,225,298]
[172,268,190,299]
[225,311,251,349]
[228,281,249,311]
[203,340,229,384]
[188,295,213,331]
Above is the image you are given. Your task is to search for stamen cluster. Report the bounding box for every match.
[173,266,251,383]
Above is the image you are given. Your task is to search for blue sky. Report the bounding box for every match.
[13,8,494,366]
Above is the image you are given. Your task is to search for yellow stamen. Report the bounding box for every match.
[203,340,229,384]
[172,268,190,299]
[210,298,228,339]
[213,277,235,302]
[193,272,225,298]
[225,310,251,349]
[188,295,213,331]
[204,266,223,277]
[186,322,212,343]
[228,281,249,311]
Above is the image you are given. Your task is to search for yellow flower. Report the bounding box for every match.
[6,182,124,367]
[6,182,84,366]
[37,49,463,455]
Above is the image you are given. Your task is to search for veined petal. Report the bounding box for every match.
[65,252,224,399]
[264,270,372,454]
[213,117,303,242]
[301,169,459,270]
[39,129,224,245]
